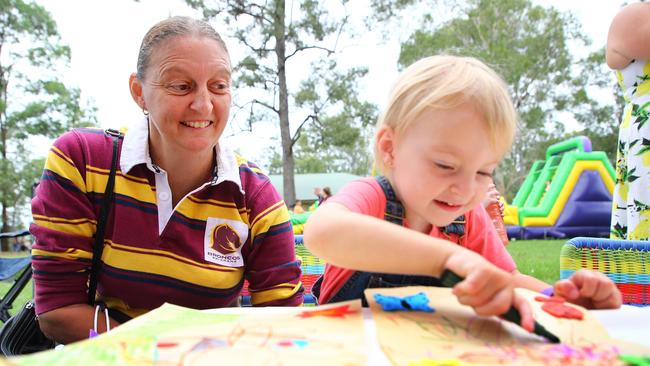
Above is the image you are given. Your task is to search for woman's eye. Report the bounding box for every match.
[168,83,191,93]
[211,82,230,92]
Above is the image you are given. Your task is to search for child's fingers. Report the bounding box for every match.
[556,270,623,309]
[452,268,493,301]
[575,271,601,300]
[575,270,622,308]
[468,286,512,317]
[512,293,534,333]
[453,271,511,315]
[553,279,580,300]
[593,287,622,309]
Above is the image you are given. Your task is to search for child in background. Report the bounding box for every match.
[303,56,621,328]
[483,182,509,246]
[293,200,305,214]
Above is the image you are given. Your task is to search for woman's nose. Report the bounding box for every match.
[190,88,213,115]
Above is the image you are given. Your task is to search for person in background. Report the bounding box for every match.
[482,182,509,246]
[606,1,650,240]
[321,187,332,202]
[30,16,302,345]
[314,187,325,204]
[482,183,504,213]
[304,56,621,332]
[293,200,305,214]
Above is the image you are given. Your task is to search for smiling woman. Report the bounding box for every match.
[29,16,303,345]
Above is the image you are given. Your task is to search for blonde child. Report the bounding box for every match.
[304,56,621,331]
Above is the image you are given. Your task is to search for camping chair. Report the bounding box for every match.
[560,237,650,306]
[240,234,325,306]
[0,230,33,322]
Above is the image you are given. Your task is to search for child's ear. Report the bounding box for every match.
[376,126,396,169]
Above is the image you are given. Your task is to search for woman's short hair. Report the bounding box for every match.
[137,16,229,80]
[374,55,517,173]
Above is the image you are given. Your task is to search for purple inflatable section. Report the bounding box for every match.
[506,170,611,240]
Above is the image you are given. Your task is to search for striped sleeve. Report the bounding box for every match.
[242,171,303,306]
[30,129,109,315]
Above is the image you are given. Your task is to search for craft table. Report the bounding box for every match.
[212,303,650,365]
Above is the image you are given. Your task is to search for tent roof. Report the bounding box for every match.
[268,173,362,201]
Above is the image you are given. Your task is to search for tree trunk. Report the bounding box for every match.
[274,0,296,207]
[1,65,9,251]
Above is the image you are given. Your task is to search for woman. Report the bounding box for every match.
[30,16,303,344]
[606,1,650,240]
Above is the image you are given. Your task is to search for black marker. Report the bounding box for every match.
[440,270,561,344]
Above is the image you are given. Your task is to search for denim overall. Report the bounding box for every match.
[314,176,466,305]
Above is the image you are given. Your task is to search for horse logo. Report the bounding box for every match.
[211,223,242,255]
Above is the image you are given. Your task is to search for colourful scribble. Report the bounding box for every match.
[457,342,622,366]
[408,358,472,366]
[297,304,357,318]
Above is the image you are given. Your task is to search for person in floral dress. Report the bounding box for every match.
[606,1,650,240]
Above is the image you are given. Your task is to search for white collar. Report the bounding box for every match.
[120,117,244,193]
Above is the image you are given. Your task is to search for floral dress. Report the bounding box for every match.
[611,59,650,240]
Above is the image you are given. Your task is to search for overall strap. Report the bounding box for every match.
[374,176,404,225]
[373,175,465,235]
[440,215,466,236]
[87,129,123,305]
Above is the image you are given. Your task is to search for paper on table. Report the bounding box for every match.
[10,301,367,366]
[366,286,650,366]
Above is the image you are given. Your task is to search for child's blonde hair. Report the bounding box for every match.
[374,55,517,173]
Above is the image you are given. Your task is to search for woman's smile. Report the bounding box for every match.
[180,120,213,128]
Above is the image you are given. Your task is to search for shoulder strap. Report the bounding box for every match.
[87,129,123,305]
[373,175,465,236]
[374,176,404,225]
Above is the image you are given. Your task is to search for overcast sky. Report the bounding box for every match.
[33,0,624,167]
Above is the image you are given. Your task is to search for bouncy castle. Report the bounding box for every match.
[505,136,615,239]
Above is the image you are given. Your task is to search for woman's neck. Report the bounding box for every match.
[150,145,215,206]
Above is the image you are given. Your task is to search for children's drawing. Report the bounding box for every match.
[9,301,366,366]
[366,286,650,366]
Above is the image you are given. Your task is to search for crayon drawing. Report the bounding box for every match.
[10,301,366,366]
[366,286,650,366]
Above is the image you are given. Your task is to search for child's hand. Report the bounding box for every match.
[482,184,504,214]
[552,269,622,309]
[445,250,533,330]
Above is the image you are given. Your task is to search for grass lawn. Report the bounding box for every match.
[0,252,33,323]
[506,239,565,285]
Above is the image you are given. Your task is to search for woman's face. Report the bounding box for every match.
[132,35,232,156]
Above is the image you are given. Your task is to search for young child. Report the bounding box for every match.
[303,55,621,329]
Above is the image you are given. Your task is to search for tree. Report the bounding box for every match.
[0,0,96,248]
[397,0,618,199]
[570,49,623,160]
[185,0,374,206]
[289,59,377,175]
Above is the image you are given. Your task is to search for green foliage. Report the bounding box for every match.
[397,0,618,200]
[289,59,377,175]
[185,0,376,205]
[0,276,32,320]
[0,0,96,237]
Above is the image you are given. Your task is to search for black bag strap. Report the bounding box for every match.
[87,129,123,305]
